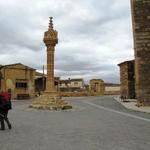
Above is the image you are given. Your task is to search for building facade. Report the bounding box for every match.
[118,60,136,99]
[131,0,150,104]
[35,71,60,93]
[0,63,35,99]
[90,79,105,95]
[59,78,84,92]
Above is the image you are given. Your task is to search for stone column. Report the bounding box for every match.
[45,46,55,93]
[30,17,72,110]
[131,0,150,105]
[43,17,58,94]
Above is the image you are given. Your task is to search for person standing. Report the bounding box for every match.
[0,91,12,130]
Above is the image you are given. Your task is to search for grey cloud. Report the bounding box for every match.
[0,0,133,83]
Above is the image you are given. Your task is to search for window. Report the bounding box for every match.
[74,82,78,86]
[16,82,27,88]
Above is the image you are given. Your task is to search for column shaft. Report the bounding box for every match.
[45,46,55,93]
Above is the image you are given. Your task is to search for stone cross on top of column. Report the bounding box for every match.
[49,17,53,30]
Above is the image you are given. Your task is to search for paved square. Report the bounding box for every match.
[0,96,150,150]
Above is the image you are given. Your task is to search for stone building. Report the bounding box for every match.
[131,0,150,104]
[35,71,60,93]
[118,60,136,99]
[0,63,35,99]
[59,79,70,92]
[35,72,46,93]
[90,79,105,95]
[59,78,84,92]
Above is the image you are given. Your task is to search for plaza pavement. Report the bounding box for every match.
[0,96,150,150]
[114,96,150,113]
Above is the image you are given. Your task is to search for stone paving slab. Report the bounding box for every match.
[114,96,150,113]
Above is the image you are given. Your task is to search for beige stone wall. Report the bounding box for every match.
[105,86,120,92]
[60,91,89,97]
[90,79,105,95]
[119,63,129,98]
[70,80,84,88]
[118,61,135,99]
[0,64,35,99]
[131,0,150,104]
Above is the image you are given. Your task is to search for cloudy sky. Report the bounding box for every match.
[0,0,134,83]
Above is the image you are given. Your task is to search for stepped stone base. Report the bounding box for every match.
[29,93,72,110]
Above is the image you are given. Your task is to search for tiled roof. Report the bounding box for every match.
[0,63,36,70]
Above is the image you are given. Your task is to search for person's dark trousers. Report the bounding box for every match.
[0,115,5,130]
[0,111,11,130]
[4,117,11,129]
[4,110,11,129]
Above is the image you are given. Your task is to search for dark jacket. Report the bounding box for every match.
[0,94,12,113]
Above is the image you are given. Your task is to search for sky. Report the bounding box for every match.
[0,0,134,84]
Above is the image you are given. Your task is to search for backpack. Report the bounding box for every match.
[0,94,12,110]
